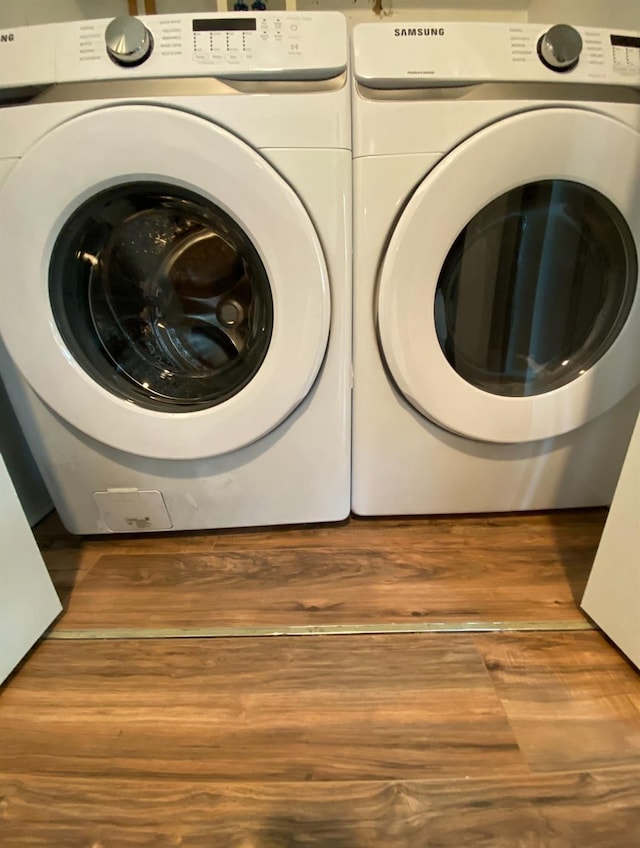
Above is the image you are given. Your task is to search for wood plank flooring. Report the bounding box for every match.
[38,509,605,633]
[2,508,640,846]
[3,767,640,848]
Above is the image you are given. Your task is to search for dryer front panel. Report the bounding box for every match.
[0,105,330,460]
[377,107,640,444]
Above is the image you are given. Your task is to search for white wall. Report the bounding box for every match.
[1,0,127,27]
[1,0,637,30]
[527,0,639,29]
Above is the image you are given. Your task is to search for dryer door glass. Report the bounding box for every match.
[49,183,273,412]
[434,180,637,397]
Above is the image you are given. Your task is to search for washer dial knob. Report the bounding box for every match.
[538,24,583,72]
[105,16,153,67]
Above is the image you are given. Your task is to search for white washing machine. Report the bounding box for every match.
[0,12,351,534]
[351,21,640,516]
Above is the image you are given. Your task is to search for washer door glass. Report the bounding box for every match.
[50,183,273,412]
[435,180,637,398]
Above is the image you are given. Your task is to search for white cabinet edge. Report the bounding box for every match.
[0,452,61,684]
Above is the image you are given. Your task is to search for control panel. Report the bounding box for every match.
[62,13,345,82]
[0,25,54,89]
[0,12,346,91]
[353,22,640,88]
[192,15,306,66]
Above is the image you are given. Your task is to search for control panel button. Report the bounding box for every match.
[105,16,153,67]
[538,24,583,72]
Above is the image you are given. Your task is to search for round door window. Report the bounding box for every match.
[434,180,637,397]
[49,182,273,412]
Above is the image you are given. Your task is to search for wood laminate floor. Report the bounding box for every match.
[39,509,603,634]
[2,509,640,846]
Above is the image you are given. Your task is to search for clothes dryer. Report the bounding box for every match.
[352,21,640,515]
[0,12,351,533]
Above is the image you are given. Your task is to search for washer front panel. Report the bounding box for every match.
[377,107,640,444]
[0,105,330,460]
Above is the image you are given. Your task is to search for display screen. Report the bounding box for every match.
[610,34,640,48]
[193,18,257,32]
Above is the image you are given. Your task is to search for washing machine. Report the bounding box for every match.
[0,12,351,533]
[351,21,640,516]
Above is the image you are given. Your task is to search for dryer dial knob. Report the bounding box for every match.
[538,24,583,72]
[105,16,153,67]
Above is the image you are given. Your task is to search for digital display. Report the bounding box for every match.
[193,18,257,32]
[610,34,640,49]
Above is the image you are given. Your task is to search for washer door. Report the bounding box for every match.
[378,108,640,444]
[0,105,330,460]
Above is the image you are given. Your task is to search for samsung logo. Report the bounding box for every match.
[0,33,15,43]
[394,27,445,37]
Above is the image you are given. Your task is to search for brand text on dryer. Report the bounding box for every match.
[394,28,445,37]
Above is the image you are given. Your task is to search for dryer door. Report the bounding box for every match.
[377,108,640,444]
[0,105,330,460]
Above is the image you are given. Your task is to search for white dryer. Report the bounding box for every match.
[351,21,640,515]
[0,12,351,533]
